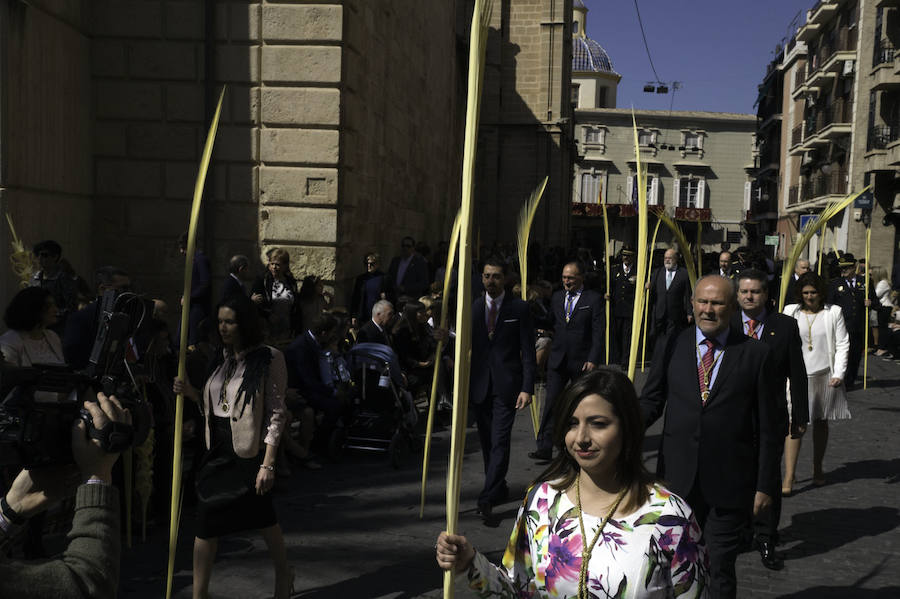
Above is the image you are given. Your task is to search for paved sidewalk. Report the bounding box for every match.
[119,354,900,598]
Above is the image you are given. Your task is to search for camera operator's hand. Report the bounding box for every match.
[72,393,131,484]
[173,376,200,402]
[5,466,81,520]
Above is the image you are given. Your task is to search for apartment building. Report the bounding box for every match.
[773,0,899,272]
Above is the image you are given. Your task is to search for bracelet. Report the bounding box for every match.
[84,477,111,487]
[0,510,21,536]
[259,464,275,472]
[0,496,24,526]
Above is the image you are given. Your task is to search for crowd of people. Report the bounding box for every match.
[1,233,899,598]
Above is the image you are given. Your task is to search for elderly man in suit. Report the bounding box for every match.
[469,258,536,519]
[647,248,692,347]
[529,260,603,462]
[356,300,395,346]
[220,255,251,303]
[641,275,780,599]
[734,269,808,571]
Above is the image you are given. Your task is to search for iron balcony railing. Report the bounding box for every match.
[792,124,804,147]
[788,185,800,206]
[874,42,896,67]
[801,168,848,202]
[868,123,899,151]
[806,98,853,136]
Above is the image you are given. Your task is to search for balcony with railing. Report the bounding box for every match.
[788,185,800,206]
[867,123,899,151]
[804,98,853,145]
[790,123,805,155]
[792,66,808,98]
[800,168,848,202]
[872,42,900,91]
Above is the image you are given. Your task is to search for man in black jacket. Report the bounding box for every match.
[608,247,637,367]
[469,259,536,518]
[647,248,692,346]
[220,255,251,303]
[734,269,808,570]
[826,253,872,388]
[530,261,603,462]
[356,300,395,346]
[641,275,780,599]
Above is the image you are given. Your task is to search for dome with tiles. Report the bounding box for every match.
[573,35,616,74]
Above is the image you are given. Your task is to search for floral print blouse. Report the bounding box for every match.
[467,482,708,598]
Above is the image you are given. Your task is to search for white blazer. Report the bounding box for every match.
[784,303,850,381]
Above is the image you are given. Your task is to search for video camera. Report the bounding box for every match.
[0,290,153,468]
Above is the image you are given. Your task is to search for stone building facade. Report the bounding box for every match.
[1,0,573,316]
[570,2,756,259]
[769,0,899,272]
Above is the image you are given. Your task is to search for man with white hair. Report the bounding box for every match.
[357,299,395,346]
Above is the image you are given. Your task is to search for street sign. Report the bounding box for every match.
[764,235,779,246]
[799,214,817,231]
[854,190,874,209]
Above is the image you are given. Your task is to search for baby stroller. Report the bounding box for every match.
[337,342,420,468]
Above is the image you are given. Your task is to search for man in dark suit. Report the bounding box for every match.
[647,248,692,347]
[608,247,636,367]
[641,275,780,599]
[469,258,536,519]
[717,251,733,278]
[355,299,395,346]
[781,258,810,306]
[734,269,808,570]
[826,253,872,388]
[530,260,604,461]
[387,236,430,301]
[220,255,251,303]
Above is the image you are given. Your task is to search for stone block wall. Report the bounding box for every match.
[335,0,465,298]
[475,0,572,250]
[0,1,93,309]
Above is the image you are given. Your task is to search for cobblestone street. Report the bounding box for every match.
[120,354,900,598]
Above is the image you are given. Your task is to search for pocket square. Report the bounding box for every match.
[503,318,519,323]
[577,306,590,310]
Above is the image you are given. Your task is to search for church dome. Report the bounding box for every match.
[573,36,617,74]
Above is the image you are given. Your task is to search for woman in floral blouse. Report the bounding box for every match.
[436,367,709,598]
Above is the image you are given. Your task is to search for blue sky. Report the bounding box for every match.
[581,0,815,114]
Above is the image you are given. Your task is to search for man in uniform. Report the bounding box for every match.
[826,254,871,388]
[608,247,637,367]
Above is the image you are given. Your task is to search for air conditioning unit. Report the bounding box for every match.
[842,60,855,76]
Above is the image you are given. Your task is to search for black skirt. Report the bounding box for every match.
[195,415,277,539]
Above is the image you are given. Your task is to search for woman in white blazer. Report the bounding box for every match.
[782,271,850,492]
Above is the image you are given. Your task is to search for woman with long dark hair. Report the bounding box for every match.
[436,367,708,598]
[174,295,291,599]
[782,271,850,491]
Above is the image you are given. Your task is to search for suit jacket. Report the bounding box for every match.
[547,288,604,371]
[63,300,102,369]
[640,326,781,508]
[283,332,334,402]
[220,274,247,303]
[827,275,871,334]
[469,294,537,405]
[733,311,809,434]
[387,253,430,300]
[356,320,391,347]
[649,266,692,331]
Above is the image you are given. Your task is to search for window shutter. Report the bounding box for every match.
[626,175,633,203]
[744,181,752,211]
[650,177,659,205]
[697,179,707,209]
[673,177,680,207]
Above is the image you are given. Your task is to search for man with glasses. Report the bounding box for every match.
[350,253,387,328]
[387,236,429,302]
[530,261,603,462]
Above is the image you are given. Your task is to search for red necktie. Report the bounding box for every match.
[698,339,716,404]
[747,319,759,340]
[488,299,498,336]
